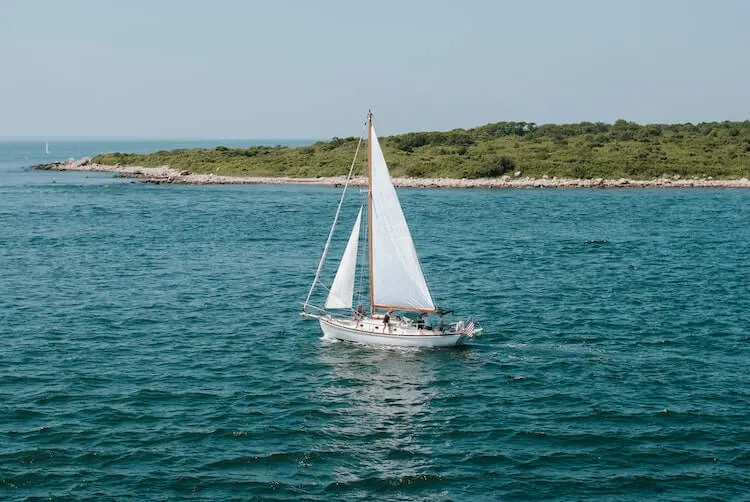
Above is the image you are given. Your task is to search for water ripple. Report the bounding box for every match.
[1,177,748,499]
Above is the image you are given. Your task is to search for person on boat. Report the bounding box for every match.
[416,312,427,330]
[383,310,392,333]
[353,304,365,327]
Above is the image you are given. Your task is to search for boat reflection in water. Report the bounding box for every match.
[315,343,449,488]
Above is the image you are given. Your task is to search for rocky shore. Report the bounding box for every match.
[33,157,750,189]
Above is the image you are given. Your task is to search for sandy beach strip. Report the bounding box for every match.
[34,158,750,189]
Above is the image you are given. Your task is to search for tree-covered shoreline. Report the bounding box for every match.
[92,120,750,180]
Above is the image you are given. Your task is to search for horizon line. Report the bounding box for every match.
[0,136,323,142]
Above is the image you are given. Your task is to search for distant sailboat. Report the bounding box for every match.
[301,111,481,347]
[45,141,50,155]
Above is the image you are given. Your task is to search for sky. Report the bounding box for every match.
[1,0,748,138]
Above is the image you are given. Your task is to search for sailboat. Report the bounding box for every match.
[45,141,50,155]
[301,111,480,347]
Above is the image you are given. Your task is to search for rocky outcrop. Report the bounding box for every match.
[32,158,750,189]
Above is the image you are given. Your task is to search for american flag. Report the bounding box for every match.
[463,319,475,336]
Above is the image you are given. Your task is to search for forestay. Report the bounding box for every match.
[325,207,363,309]
[369,126,435,311]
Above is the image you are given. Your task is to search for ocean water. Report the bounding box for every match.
[1,140,749,500]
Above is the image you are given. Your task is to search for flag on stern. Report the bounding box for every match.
[463,319,475,336]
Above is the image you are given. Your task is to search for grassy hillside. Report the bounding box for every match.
[92,120,750,179]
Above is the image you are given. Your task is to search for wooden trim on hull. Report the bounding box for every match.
[318,317,466,348]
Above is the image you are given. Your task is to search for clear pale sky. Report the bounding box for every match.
[1,0,748,138]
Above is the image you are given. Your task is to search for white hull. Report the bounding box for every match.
[317,315,466,348]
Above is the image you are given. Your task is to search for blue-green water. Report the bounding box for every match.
[1,141,749,500]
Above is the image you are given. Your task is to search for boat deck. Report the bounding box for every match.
[327,315,455,337]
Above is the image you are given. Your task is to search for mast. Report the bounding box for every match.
[367,110,375,315]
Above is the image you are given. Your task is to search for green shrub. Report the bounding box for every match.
[90,119,750,180]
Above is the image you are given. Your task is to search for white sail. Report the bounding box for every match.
[369,126,435,311]
[325,207,363,309]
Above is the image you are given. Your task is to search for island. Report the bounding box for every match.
[34,119,750,187]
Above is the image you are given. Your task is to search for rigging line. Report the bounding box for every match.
[303,118,367,310]
[355,200,367,309]
[356,153,369,309]
[300,303,328,314]
[311,284,356,314]
[411,218,439,308]
[390,176,439,311]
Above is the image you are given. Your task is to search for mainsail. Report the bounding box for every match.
[325,207,363,309]
[369,126,435,311]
